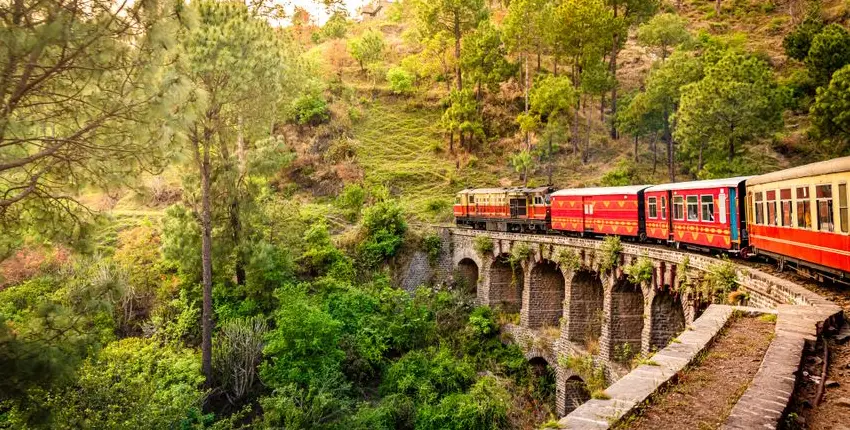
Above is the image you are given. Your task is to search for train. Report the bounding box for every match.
[453,156,850,285]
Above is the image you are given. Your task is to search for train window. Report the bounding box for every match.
[840,183,848,233]
[534,196,543,205]
[701,195,715,222]
[469,195,476,204]
[648,197,658,219]
[754,192,764,225]
[817,185,834,232]
[687,196,699,221]
[780,189,792,227]
[796,187,811,229]
[673,196,684,220]
[661,197,667,220]
[766,190,777,226]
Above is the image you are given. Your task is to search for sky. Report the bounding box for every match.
[283,0,372,25]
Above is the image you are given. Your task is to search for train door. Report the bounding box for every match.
[510,197,527,218]
[582,196,594,232]
[729,187,739,242]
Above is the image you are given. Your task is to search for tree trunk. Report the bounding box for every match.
[664,110,674,182]
[652,133,658,173]
[609,3,620,139]
[572,102,580,155]
[698,141,705,178]
[548,135,554,185]
[634,135,639,162]
[449,130,454,153]
[194,127,214,388]
[233,116,246,287]
[524,54,530,149]
[584,96,591,164]
[600,93,606,121]
[454,17,462,91]
[715,0,722,15]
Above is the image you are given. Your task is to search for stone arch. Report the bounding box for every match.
[456,258,479,296]
[562,375,591,414]
[489,254,523,313]
[525,259,565,329]
[609,277,645,362]
[650,291,686,350]
[566,270,604,346]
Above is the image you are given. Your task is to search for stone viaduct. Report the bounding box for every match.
[443,228,820,417]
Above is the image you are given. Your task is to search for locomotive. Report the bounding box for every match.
[454,157,850,284]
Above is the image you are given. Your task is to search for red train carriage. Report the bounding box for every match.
[644,177,750,253]
[550,185,649,238]
[746,157,850,282]
[454,187,552,232]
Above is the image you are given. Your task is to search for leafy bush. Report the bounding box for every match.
[259,371,353,429]
[702,257,739,302]
[805,23,850,85]
[473,236,494,256]
[336,183,366,221]
[601,159,641,186]
[623,256,654,285]
[422,234,442,264]
[213,316,267,404]
[556,249,580,272]
[599,236,623,272]
[387,67,415,95]
[810,64,850,145]
[783,15,824,61]
[415,376,511,430]
[358,200,407,267]
[291,94,331,125]
[260,287,346,389]
[51,337,206,429]
[380,347,475,403]
[466,306,497,339]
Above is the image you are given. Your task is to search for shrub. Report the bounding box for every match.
[291,94,330,125]
[51,337,206,429]
[415,376,511,430]
[387,67,415,95]
[422,234,442,264]
[623,256,654,285]
[467,306,497,339]
[213,316,268,404]
[336,183,366,221]
[599,236,623,272]
[783,15,824,61]
[600,159,640,186]
[805,23,850,85]
[703,257,739,302]
[260,287,345,389]
[358,200,407,267]
[558,354,607,395]
[473,236,494,256]
[259,372,353,429]
[380,347,475,403]
[556,249,580,272]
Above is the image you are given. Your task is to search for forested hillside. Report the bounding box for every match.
[1,0,850,428]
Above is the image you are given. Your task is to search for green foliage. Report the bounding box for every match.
[298,222,355,281]
[509,243,533,267]
[423,234,443,264]
[675,51,785,178]
[387,67,416,95]
[212,316,267,404]
[637,13,692,60]
[599,236,623,273]
[320,9,350,40]
[291,94,331,125]
[461,20,516,93]
[336,183,366,221]
[467,307,497,339]
[811,64,850,148]
[624,256,654,285]
[260,286,346,389]
[702,257,739,303]
[510,150,534,186]
[441,89,484,146]
[558,354,607,395]
[783,15,824,61]
[51,337,206,429]
[259,371,353,429]
[358,200,407,267]
[349,29,385,72]
[805,24,850,85]
[473,236,494,256]
[529,75,577,120]
[556,249,581,273]
[600,159,641,186]
[380,346,476,403]
[415,376,511,430]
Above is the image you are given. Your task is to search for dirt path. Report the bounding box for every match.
[623,315,775,430]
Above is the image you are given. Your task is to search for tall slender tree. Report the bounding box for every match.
[416,0,488,92]
[173,0,296,386]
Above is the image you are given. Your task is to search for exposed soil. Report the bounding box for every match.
[623,315,775,430]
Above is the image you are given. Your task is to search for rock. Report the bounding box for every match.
[794,414,807,426]
[826,380,840,388]
[834,397,850,408]
[837,323,850,344]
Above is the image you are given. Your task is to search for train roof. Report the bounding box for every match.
[458,187,551,195]
[747,156,850,186]
[550,185,651,197]
[644,177,751,192]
